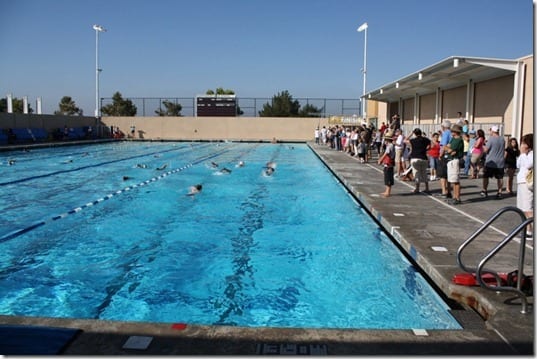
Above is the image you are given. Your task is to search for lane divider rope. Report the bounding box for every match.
[0,147,232,243]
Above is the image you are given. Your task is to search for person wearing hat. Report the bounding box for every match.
[443,124,465,204]
[480,125,505,198]
[378,130,396,198]
[437,120,453,198]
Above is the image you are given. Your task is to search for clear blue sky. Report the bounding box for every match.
[1,0,532,115]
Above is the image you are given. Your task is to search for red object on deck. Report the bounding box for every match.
[171,323,187,330]
[452,272,507,286]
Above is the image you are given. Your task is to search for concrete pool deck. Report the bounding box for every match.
[0,140,533,355]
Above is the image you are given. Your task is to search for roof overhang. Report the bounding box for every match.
[365,56,520,103]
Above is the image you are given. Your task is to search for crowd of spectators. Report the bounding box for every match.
[315,113,533,235]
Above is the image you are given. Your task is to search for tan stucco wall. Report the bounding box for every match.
[102,116,330,142]
[419,93,436,123]
[474,75,514,126]
[441,86,466,120]
[402,98,414,123]
[0,113,331,142]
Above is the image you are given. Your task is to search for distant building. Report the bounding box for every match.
[365,55,533,140]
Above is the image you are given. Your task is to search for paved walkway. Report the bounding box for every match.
[0,140,533,355]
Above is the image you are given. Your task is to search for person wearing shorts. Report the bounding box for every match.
[408,128,431,194]
[444,124,464,205]
[480,125,506,198]
[438,120,452,197]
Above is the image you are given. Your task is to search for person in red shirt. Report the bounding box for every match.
[427,132,441,181]
[379,122,387,136]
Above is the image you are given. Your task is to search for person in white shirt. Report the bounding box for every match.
[516,133,533,238]
[394,129,405,177]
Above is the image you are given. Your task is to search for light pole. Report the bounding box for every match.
[357,22,368,120]
[93,24,106,118]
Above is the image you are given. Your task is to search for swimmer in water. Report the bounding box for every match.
[156,163,168,171]
[187,184,202,196]
[122,176,132,181]
[236,160,245,168]
[218,167,232,175]
[8,159,16,166]
[136,163,148,168]
[262,161,276,176]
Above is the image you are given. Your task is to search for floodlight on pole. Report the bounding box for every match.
[357,22,368,119]
[93,24,106,118]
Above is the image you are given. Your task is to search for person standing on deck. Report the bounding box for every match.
[378,131,396,198]
[444,124,464,205]
[437,120,452,198]
[480,125,506,198]
[408,128,431,194]
[516,133,533,238]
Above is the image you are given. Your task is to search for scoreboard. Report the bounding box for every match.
[196,95,237,116]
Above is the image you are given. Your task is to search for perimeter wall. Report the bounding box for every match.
[0,113,331,142]
[102,116,331,141]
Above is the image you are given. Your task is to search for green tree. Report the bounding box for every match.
[205,88,243,115]
[0,97,34,114]
[101,92,137,116]
[298,103,322,117]
[155,100,182,116]
[206,88,235,95]
[55,96,83,115]
[259,90,300,117]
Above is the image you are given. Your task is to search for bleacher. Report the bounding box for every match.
[0,131,7,145]
[1,128,49,145]
[1,126,98,146]
[67,127,83,140]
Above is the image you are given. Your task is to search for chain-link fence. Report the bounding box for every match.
[100,97,362,117]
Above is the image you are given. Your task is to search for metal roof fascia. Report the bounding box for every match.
[364,55,518,100]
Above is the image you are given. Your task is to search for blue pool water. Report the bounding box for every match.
[0,142,461,329]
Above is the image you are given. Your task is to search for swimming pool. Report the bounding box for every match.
[0,142,461,329]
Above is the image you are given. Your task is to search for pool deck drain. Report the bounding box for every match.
[0,140,533,355]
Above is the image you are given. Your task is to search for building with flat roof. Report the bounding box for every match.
[364,55,533,139]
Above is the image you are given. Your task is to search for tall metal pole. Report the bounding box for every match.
[93,24,106,118]
[357,22,368,120]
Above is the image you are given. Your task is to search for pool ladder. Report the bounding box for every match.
[456,206,533,314]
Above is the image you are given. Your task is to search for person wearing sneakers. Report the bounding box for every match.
[408,128,431,194]
[480,125,505,199]
[427,132,440,181]
[443,124,464,205]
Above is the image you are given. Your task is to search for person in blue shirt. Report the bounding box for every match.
[437,120,452,198]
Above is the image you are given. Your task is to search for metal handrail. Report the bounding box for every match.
[456,206,533,313]
[476,217,533,313]
[456,206,527,273]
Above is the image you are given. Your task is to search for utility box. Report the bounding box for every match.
[196,95,237,116]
